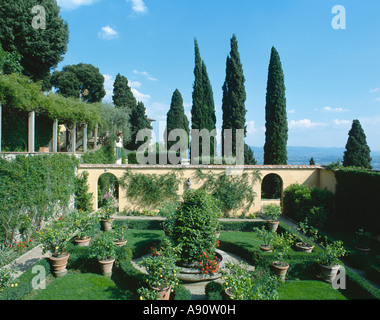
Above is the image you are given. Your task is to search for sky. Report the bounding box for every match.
[54,0,380,151]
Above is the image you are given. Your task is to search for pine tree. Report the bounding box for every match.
[343,119,372,169]
[112,73,137,111]
[165,89,190,151]
[263,47,288,165]
[129,101,152,151]
[309,157,315,165]
[222,34,251,162]
[191,39,216,159]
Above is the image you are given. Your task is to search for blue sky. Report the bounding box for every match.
[55,0,380,151]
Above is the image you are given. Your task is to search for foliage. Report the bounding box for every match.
[199,249,221,275]
[137,286,160,300]
[112,73,137,111]
[120,170,180,209]
[221,35,247,157]
[343,119,372,169]
[272,231,296,264]
[89,232,117,261]
[172,189,220,263]
[283,183,334,226]
[0,44,23,75]
[254,226,277,246]
[112,224,128,241]
[244,144,257,165]
[98,187,118,221]
[67,210,97,240]
[263,47,288,165]
[297,218,319,244]
[261,204,282,221]
[0,267,16,291]
[128,101,152,151]
[0,154,78,246]
[51,63,106,103]
[74,171,93,212]
[353,228,371,248]
[165,89,190,152]
[191,39,216,158]
[195,169,260,216]
[159,200,181,236]
[317,239,347,267]
[38,216,73,258]
[0,0,69,81]
[221,262,280,300]
[139,239,181,290]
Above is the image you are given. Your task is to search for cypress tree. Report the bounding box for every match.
[165,89,190,151]
[263,47,288,165]
[343,119,372,169]
[191,39,216,159]
[112,73,137,111]
[222,34,251,162]
[129,101,152,151]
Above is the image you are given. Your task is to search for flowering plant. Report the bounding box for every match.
[68,210,97,240]
[99,188,118,221]
[139,239,181,289]
[89,232,117,261]
[112,223,128,241]
[10,239,32,252]
[318,239,347,267]
[221,262,280,300]
[199,248,221,275]
[0,267,16,292]
[38,217,73,258]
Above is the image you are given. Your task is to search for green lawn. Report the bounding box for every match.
[277,280,347,300]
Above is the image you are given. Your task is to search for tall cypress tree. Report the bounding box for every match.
[263,47,288,165]
[343,119,372,169]
[112,73,137,111]
[129,101,152,151]
[191,39,216,159]
[222,34,251,162]
[165,89,190,151]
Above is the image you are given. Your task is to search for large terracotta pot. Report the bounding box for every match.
[271,261,289,281]
[114,239,127,247]
[259,244,274,252]
[100,218,114,231]
[74,237,91,247]
[99,258,115,277]
[319,264,340,283]
[151,285,171,301]
[267,220,279,232]
[295,242,314,253]
[49,253,70,277]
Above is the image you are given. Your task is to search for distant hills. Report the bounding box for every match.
[249,146,380,170]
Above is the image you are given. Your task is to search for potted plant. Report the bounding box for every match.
[138,239,181,300]
[254,226,276,252]
[317,239,347,283]
[89,232,117,277]
[271,232,295,281]
[99,188,118,231]
[112,223,128,247]
[294,218,318,253]
[353,228,371,255]
[221,262,280,300]
[38,217,72,277]
[68,210,97,247]
[171,189,222,281]
[262,204,282,232]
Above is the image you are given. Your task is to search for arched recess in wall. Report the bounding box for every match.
[261,173,283,200]
[98,172,119,211]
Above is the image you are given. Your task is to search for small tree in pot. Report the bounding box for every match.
[261,204,282,232]
[89,232,117,277]
[68,210,97,246]
[254,226,276,252]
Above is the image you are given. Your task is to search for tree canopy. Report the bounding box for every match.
[0,0,69,82]
[112,73,137,111]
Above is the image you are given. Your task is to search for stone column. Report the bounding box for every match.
[83,124,88,153]
[94,123,98,148]
[52,119,59,153]
[71,123,77,153]
[28,111,35,152]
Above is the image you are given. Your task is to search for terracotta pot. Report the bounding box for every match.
[319,264,340,283]
[114,239,127,247]
[295,242,314,253]
[355,246,370,256]
[100,218,114,231]
[151,285,171,301]
[99,258,115,277]
[224,287,235,300]
[259,244,274,252]
[49,253,70,277]
[215,232,220,239]
[74,237,91,247]
[267,220,279,232]
[271,261,289,281]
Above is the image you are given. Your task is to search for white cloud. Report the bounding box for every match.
[246,120,257,134]
[57,0,100,10]
[333,119,351,125]
[287,109,296,114]
[370,88,379,93]
[375,97,380,102]
[129,81,142,88]
[126,0,148,14]
[289,119,327,129]
[321,106,349,113]
[98,26,119,40]
[131,88,151,104]
[132,69,158,81]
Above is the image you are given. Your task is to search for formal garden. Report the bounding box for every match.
[0,156,379,301]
